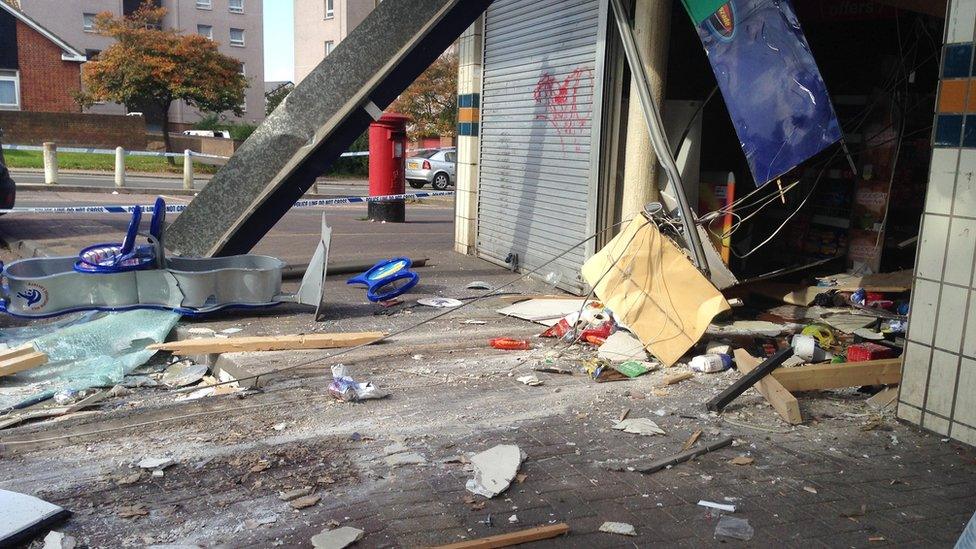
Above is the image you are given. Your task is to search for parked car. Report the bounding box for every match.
[0,158,15,211]
[406,148,456,191]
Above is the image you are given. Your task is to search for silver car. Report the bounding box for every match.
[406,148,456,190]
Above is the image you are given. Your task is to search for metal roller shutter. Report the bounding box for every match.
[477,0,605,293]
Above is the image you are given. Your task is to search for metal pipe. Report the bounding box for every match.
[609,0,709,275]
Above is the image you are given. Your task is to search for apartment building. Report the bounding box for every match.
[293,0,378,84]
[19,0,265,127]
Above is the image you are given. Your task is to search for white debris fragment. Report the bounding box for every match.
[516,375,543,386]
[43,531,77,549]
[508,514,518,523]
[611,418,665,436]
[599,521,637,536]
[310,526,364,549]
[698,500,736,513]
[465,444,524,498]
[138,457,175,470]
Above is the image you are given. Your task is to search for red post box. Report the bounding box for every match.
[367,112,410,223]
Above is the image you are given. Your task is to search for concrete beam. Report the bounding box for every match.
[166,0,494,257]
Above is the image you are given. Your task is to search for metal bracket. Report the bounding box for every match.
[608,0,709,277]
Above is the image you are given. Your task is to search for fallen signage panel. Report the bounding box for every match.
[582,217,731,366]
[165,0,493,258]
[147,332,385,354]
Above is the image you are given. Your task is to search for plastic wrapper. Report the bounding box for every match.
[714,516,754,541]
[328,364,388,402]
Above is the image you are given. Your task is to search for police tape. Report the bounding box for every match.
[0,191,455,215]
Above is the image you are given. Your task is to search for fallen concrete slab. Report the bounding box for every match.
[165,0,493,257]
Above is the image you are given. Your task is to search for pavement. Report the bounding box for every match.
[0,190,974,547]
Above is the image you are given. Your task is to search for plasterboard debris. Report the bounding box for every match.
[465,444,524,498]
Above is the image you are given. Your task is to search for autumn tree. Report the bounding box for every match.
[77,2,248,160]
[390,52,458,141]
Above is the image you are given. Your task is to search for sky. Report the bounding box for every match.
[263,0,295,82]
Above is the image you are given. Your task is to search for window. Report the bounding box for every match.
[445,151,457,163]
[0,70,20,110]
[238,63,246,76]
[197,24,213,39]
[83,13,95,32]
[229,0,244,13]
[195,0,212,9]
[325,0,334,19]
[229,28,245,47]
[324,40,334,56]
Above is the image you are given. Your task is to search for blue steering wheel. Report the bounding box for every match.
[347,257,420,302]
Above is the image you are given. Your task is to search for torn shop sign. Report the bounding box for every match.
[684,0,842,185]
[1,199,331,318]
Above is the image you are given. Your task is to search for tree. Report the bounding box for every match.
[77,2,248,161]
[390,52,458,141]
[265,82,293,116]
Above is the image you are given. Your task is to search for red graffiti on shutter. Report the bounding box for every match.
[533,68,593,154]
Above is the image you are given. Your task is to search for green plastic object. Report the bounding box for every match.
[612,360,651,378]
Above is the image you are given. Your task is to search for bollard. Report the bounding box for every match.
[312,178,320,195]
[42,142,58,185]
[114,146,126,188]
[183,149,193,190]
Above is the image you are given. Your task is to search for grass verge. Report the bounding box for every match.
[3,150,221,174]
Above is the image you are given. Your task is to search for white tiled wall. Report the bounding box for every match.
[897,0,976,446]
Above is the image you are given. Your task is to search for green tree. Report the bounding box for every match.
[76,2,248,161]
[265,82,294,116]
[390,52,458,141]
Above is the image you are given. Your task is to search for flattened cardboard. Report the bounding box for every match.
[582,218,730,366]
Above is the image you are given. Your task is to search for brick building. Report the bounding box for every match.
[0,2,86,113]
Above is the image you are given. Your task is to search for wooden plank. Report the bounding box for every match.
[0,344,37,362]
[146,332,385,354]
[496,295,583,305]
[734,349,802,425]
[662,371,694,386]
[866,386,899,410]
[431,523,570,548]
[0,351,49,378]
[771,359,902,392]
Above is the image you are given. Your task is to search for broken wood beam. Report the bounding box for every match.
[635,436,734,474]
[733,349,802,425]
[146,332,385,355]
[866,386,899,410]
[0,347,49,378]
[706,347,793,412]
[771,359,902,392]
[431,523,570,548]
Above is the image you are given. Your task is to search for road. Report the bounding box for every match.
[8,170,405,197]
[1,189,456,265]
